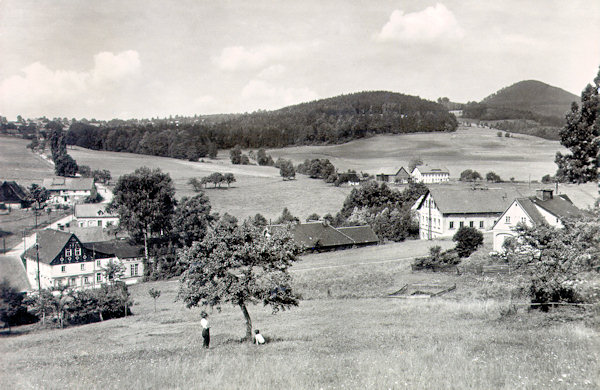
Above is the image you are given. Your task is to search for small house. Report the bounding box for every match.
[0,181,30,209]
[74,204,119,228]
[42,177,95,205]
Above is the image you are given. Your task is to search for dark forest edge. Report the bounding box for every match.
[15,91,457,161]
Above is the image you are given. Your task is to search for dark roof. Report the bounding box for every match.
[517,194,583,225]
[417,186,524,214]
[74,204,117,218]
[64,226,128,243]
[0,181,29,203]
[415,165,449,175]
[336,226,379,244]
[395,167,410,177]
[291,222,354,248]
[83,240,144,259]
[24,230,74,264]
[42,177,94,191]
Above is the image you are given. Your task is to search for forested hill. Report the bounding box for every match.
[64,91,457,161]
[462,80,579,140]
[482,80,578,118]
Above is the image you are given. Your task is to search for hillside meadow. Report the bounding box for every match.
[1,240,598,389]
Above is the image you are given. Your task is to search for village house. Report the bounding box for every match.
[267,221,379,252]
[376,167,411,184]
[74,203,119,228]
[411,165,450,183]
[414,186,523,240]
[0,181,30,209]
[491,189,583,252]
[42,177,95,205]
[24,229,144,291]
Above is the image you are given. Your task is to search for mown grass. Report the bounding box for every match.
[1,241,598,389]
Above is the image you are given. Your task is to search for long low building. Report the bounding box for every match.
[42,177,95,205]
[414,186,524,239]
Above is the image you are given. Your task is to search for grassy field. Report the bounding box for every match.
[0,136,54,186]
[1,240,598,389]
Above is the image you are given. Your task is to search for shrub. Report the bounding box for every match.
[453,227,484,258]
[412,246,460,270]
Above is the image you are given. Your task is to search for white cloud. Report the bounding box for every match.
[0,50,141,118]
[375,3,464,43]
[257,64,286,80]
[211,43,309,71]
[241,79,318,111]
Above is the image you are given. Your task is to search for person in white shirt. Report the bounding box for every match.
[200,311,210,348]
[254,329,265,345]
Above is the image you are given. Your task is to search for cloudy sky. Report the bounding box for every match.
[1,0,599,120]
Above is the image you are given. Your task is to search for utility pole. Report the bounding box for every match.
[36,241,41,293]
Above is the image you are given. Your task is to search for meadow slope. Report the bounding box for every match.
[1,241,598,389]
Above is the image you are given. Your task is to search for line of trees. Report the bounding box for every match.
[188,172,236,190]
[48,121,78,176]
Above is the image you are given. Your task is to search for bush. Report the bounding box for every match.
[453,227,484,258]
[412,246,460,270]
[459,169,482,182]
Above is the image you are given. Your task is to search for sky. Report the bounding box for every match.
[1,0,599,120]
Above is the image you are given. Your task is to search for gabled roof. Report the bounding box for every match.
[74,203,117,218]
[291,222,355,248]
[42,177,94,191]
[395,167,410,177]
[516,194,583,225]
[64,226,127,243]
[0,181,29,203]
[84,240,144,259]
[416,186,524,214]
[414,165,449,175]
[24,230,74,264]
[336,226,379,244]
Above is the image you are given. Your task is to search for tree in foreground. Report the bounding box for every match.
[503,215,600,309]
[148,288,161,313]
[178,219,302,340]
[452,227,483,258]
[555,66,599,183]
[110,167,176,262]
[28,184,50,205]
[171,193,215,247]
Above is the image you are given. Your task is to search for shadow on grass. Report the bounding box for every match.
[221,335,287,345]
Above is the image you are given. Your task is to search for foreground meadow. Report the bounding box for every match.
[1,241,598,389]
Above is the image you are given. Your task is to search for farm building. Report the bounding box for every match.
[414,186,523,239]
[74,203,119,228]
[24,229,144,291]
[42,177,95,205]
[375,167,411,184]
[492,189,583,252]
[0,181,30,209]
[267,222,379,252]
[411,165,450,183]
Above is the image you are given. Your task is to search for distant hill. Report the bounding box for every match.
[462,80,579,140]
[64,91,458,161]
[482,80,578,118]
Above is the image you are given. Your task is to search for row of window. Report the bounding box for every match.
[65,247,82,257]
[449,221,485,229]
[505,216,527,224]
[60,263,140,276]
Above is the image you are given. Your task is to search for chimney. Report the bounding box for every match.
[536,189,553,201]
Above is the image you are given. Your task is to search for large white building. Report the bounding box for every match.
[42,177,95,205]
[74,203,119,228]
[492,189,583,252]
[411,165,450,183]
[414,186,523,240]
[24,229,144,290]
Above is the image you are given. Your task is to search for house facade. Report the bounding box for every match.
[0,181,30,209]
[492,189,583,252]
[74,204,119,228]
[42,177,95,205]
[24,230,144,290]
[414,186,523,239]
[411,165,450,184]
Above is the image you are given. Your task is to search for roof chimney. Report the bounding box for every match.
[536,189,553,201]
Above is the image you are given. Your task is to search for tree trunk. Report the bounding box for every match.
[239,302,253,341]
[99,311,104,321]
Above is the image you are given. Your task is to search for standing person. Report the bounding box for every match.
[200,311,210,349]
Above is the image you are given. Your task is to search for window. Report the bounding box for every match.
[480,221,484,228]
[80,263,85,271]
[65,248,72,257]
[521,217,527,224]
[96,273,102,283]
[449,221,454,229]
[96,260,101,267]
[69,277,76,286]
[130,264,139,277]
[84,276,89,284]
[75,247,81,256]
[469,221,474,228]
[505,216,511,224]
[459,221,464,228]
[98,220,102,227]
[61,265,66,273]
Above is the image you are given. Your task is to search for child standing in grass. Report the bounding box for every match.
[254,329,265,345]
[200,311,210,349]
